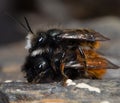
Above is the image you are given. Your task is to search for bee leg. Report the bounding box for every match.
[60,63,68,86]
[61,63,68,78]
[78,46,88,77]
[60,52,68,85]
[32,71,46,83]
[51,58,57,72]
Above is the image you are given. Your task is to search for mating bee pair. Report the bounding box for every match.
[22,17,119,84]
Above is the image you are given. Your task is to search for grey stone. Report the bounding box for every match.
[0,79,120,103]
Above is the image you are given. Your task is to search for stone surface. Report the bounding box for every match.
[0,79,120,103]
[0,91,9,103]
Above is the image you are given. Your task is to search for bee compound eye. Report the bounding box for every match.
[38,59,49,71]
[38,37,44,42]
[39,61,46,68]
[36,32,47,44]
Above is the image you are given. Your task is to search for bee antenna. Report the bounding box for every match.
[24,16,34,34]
[3,12,30,33]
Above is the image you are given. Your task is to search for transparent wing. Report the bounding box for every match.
[58,29,110,41]
[65,49,119,69]
[65,57,119,69]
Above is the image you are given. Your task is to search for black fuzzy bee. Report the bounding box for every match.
[21,17,119,84]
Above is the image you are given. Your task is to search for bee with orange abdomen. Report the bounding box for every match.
[21,17,119,84]
[65,49,119,80]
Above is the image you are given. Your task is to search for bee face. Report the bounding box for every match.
[28,32,48,52]
[33,56,49,71]
[35,32,47,45]
[23,55,54,83]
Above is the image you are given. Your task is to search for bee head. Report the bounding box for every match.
[22,55,54,83]
[25,31,48,52]
[33,31,47,47]
[23,17,47,51]
[36,31,47,44]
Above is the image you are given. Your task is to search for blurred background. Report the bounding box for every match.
[0,0,120,82]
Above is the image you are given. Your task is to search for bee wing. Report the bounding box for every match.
[87,57,119,69]
[58,29,110,41]
[105,59,120,69]
[65,61,82,68]
[90,30,110,41]
[64,49,119,69]
[65,58,119,69]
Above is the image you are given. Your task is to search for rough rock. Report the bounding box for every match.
[0,91,9,103]
[0,79,120,103]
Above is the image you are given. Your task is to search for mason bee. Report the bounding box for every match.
[21,17,119,84]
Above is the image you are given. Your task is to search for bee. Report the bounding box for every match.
[21,17,119,84]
